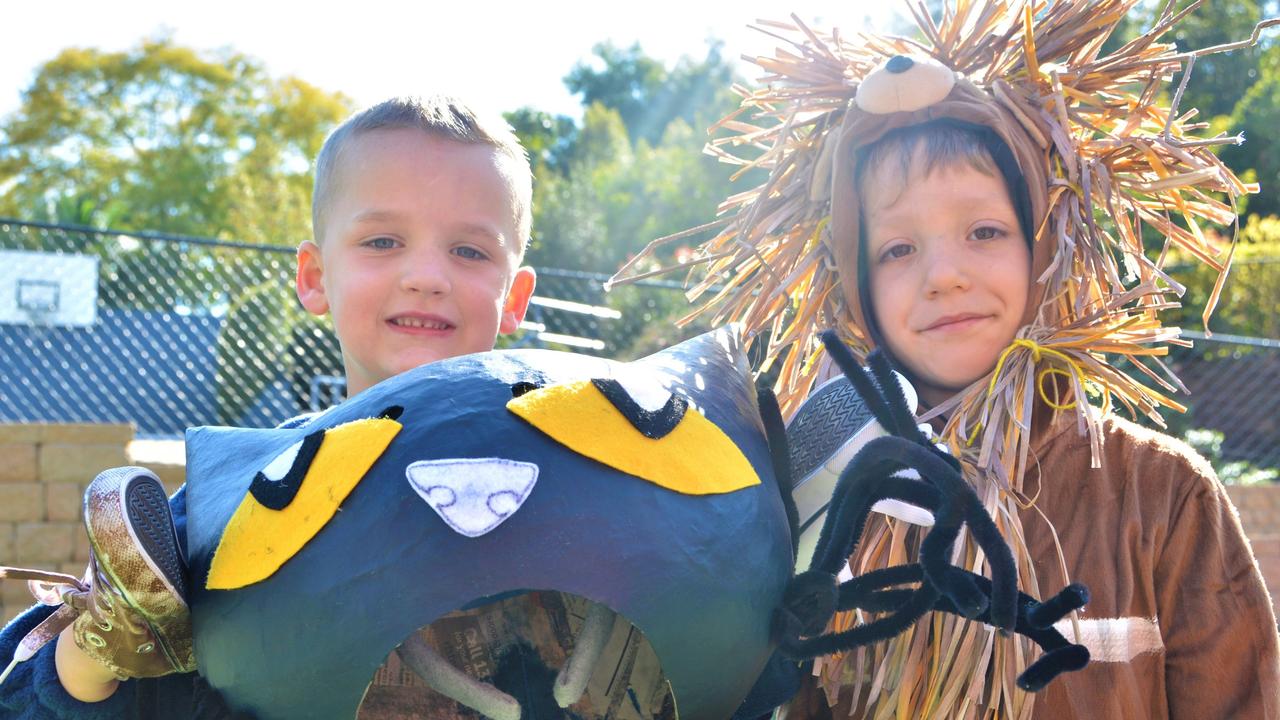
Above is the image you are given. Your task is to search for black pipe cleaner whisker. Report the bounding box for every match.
[766,331,1091,693]
[866,349,930,446]
[757,384,801,562]
[821,332,904,437]
[810,437,938,574]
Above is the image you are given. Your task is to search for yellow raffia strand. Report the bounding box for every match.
[1053,155,1083,198]
[798,342,827,379]
[966,418,984,447]
[803,215,831,256]
[1037,368,1078,410]
[987,338,1089,409]
[962,335,1085,443]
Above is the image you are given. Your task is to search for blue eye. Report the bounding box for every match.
[363,236,398,250]
[453,246,488,261]
[881,243,914,262]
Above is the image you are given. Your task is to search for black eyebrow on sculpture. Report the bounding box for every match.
[248,430,325,511]
[511,381,541,397]
[590,378,687,439]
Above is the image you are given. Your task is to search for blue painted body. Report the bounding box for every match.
[184,328,793,720]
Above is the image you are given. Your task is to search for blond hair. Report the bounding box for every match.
[311,95,532,248]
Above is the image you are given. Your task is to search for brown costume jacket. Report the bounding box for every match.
[788,413,1280,719]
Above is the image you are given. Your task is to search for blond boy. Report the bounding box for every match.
[0,95,536,717]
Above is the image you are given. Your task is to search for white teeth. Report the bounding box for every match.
[392,317,449,329]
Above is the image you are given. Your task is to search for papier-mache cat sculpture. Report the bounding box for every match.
[182,327,1087,719]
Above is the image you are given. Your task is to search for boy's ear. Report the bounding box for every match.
[295,241,330,316]
[499,266,536,335]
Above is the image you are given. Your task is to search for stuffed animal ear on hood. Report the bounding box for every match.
[611,2,1257,433]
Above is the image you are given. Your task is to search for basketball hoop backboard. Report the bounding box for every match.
[0,249,99,327]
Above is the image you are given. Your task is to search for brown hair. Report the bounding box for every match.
[854,121,1001,208]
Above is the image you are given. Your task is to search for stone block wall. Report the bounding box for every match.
[1227,485,1280,618]
[0,424,128,622]
[0,423,188,624]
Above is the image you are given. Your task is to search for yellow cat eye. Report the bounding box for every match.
[206,414,402,590]
[506,378,760,495]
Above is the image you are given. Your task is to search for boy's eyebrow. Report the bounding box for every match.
[351,209,405,224]
[453,222,509,247]
[349,210,511,247]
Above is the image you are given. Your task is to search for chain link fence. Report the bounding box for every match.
[1,218,1277,472]
[1161,332,1280,472]
[0,219,689,436]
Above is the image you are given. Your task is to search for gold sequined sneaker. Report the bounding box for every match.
[0,467,194,682]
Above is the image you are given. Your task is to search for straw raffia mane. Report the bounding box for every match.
[610,1,1274,715]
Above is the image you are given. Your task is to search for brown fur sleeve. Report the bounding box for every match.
[1144,430,1280,718]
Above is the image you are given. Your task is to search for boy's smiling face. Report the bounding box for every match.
[296,128,535,397]
[862,158,1030,407]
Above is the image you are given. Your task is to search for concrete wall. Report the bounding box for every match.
[1,422,1278,624]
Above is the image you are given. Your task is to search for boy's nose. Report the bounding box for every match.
[400,256,451,295]
[922,245,972,296]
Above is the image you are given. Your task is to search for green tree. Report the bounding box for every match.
[1221,44,1280,217]
[503,107,577,178]
[1099,1,1273,114]
[517,41,747,274]
[563,42,669,146]
[1166,214,1280,340]
[1097,1,1277,220]
[513,42,751,359]
[0,37,354,423]
[1155,0,1273,120]
[25,195,128,228]
[563,41,737,148]
[0,36,352,242]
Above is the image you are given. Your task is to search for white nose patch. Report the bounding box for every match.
[406,458,539,538]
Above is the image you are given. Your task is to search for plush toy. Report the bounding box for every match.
[182,327,1086,719]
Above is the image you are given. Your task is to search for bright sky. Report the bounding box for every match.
[4,1,902,123]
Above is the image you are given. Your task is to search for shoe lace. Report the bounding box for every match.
[0,558,146,683]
